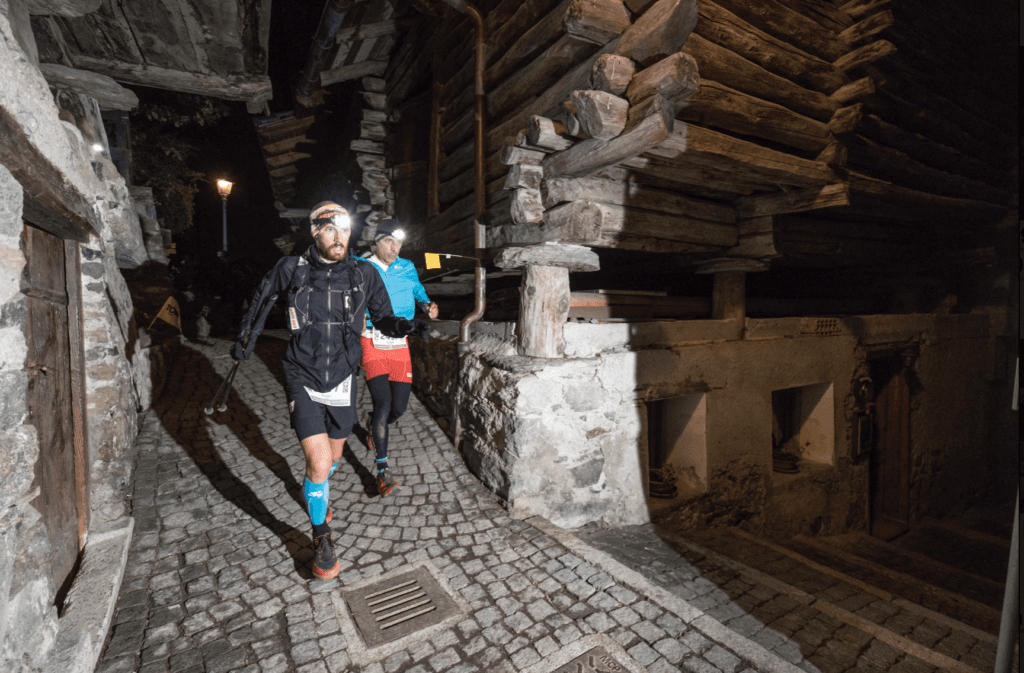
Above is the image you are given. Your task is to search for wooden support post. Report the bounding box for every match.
[711,271,745,327]
[494,244,600,358]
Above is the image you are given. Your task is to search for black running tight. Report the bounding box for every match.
[366,375,411,461]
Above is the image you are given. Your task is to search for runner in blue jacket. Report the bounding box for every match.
[360,219,438,497]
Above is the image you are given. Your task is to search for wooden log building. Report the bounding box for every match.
[279,0,1017,535]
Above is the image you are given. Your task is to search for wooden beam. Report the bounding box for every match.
[693,0,848,93]
[649,124,838,188]
[617,154,764,195]
[541,174,738,222]
[320,60,388,87]
[616,0,699,67]
[571,90,628,140]
[590,54,635,95]
[71,54,272,103]
[734,183,850,218]
[335,17,418,44]
[846,170,1006,222]
[680,33,838,122]
[837,10,893,45]
[679,79,831,152]
[711,0,850,62]
[266,151,311,168]
[262,135,314,155]
[625,52,700,108]
[0,105,96,241]
[832,39,896,71]
[565,0,633,45]
[38,63,138,110]
[542,93,672,178]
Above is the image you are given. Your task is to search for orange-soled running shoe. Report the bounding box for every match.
[312,531,340,580]
[376,469,400,497]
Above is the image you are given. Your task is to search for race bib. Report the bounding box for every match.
[371,329,407,350]
[304,375,352,407]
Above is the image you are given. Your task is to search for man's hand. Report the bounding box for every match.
[419,301,439,319]
[395,317,431,342]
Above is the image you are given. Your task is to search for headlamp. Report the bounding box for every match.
[333,213,351,229]
[392,229,405,241]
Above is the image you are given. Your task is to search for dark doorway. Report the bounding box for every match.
[24,223,84,603]
[869,356,911,540]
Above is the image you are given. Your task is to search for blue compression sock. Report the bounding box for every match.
[303,477,329,526]
[375,457,389,473]
[328,461,338,478]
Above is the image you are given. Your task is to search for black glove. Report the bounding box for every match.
[395,318,431,342]
[231,341,250,361]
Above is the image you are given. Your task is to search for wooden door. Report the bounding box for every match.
[870,357,911,540]
[24,223,80,596]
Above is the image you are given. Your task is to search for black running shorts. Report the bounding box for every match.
[290,377,359,441]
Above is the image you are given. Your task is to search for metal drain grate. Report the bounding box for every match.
[802,317,843,335]
[553,646,625,672]
[342,565,461,648]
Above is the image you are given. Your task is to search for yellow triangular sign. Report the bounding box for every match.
[148,296,182,333]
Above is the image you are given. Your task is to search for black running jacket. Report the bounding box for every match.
[232,244,404,400]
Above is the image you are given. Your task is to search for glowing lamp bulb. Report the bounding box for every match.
[90,143,104,152]
[392,229,406,241]
[216,179,233,198]
[333,213,351,229]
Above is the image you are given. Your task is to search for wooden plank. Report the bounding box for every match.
[844,135,1010,204]
[119,0,201,71]
[617,154,764,195]
[565,0,633,45]
[59,3,143,64]
[335,17,418,43]
[734,183,849,218]
[838,10,894,45]
[649,124,838,188]
[681,33,838,122]
[679,79,831,152]
[590,201,736,246]
[845,170,1006,222]
[590,54,635,95]
[711,0,850,62]
[571,90,628,140]
[832,39,896,71]
[71,54,272,103]
[831,76,875,104]
[255,115,315,140]
[723,215,778,258]
[38,63,139,110]
[543,94,672,178]
[263,135,314,155]
[1,109,96,240]
[541,175,738,222]
[616,0,699,67]
[625,52,700,108]
[63,239,89,547]
[266,151,311,168]
[321,60,388,87]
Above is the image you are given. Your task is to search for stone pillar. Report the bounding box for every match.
[494,244,599,358]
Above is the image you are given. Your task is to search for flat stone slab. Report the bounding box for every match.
[494,243,600,272]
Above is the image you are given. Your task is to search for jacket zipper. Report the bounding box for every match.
[325,267,331,383]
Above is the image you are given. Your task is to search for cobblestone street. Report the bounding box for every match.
[93,336,806,673]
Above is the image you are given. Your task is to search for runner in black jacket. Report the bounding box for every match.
[231,202,428,580]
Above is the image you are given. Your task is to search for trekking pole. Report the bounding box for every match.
[203,293,278,415]
[203,362,239,415]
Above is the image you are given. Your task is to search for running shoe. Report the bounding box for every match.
[312,531,340,580]
[376,469,399,497]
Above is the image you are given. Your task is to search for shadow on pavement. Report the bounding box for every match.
[154,345,314,578]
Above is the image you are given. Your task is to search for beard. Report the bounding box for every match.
[317,239,348,262]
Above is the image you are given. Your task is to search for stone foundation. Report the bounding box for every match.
[412,313,1014,536]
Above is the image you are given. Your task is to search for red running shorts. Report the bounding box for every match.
[361,336,413,383]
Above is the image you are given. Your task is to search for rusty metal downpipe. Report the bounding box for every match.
[295,0,350,107]
[437,0,486,353]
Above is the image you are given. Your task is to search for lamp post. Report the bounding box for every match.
[216,179,233,254]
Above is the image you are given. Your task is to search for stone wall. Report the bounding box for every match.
[0,6,155,670]
[412,314,1013,536]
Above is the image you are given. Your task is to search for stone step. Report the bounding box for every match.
[771,533,1003,634]
[575,523,1005,673]
[808,531,1005,609]
[888,519,1011,585]
[683,527,1012,673]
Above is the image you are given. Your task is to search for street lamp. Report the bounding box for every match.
[216,179,233,253]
